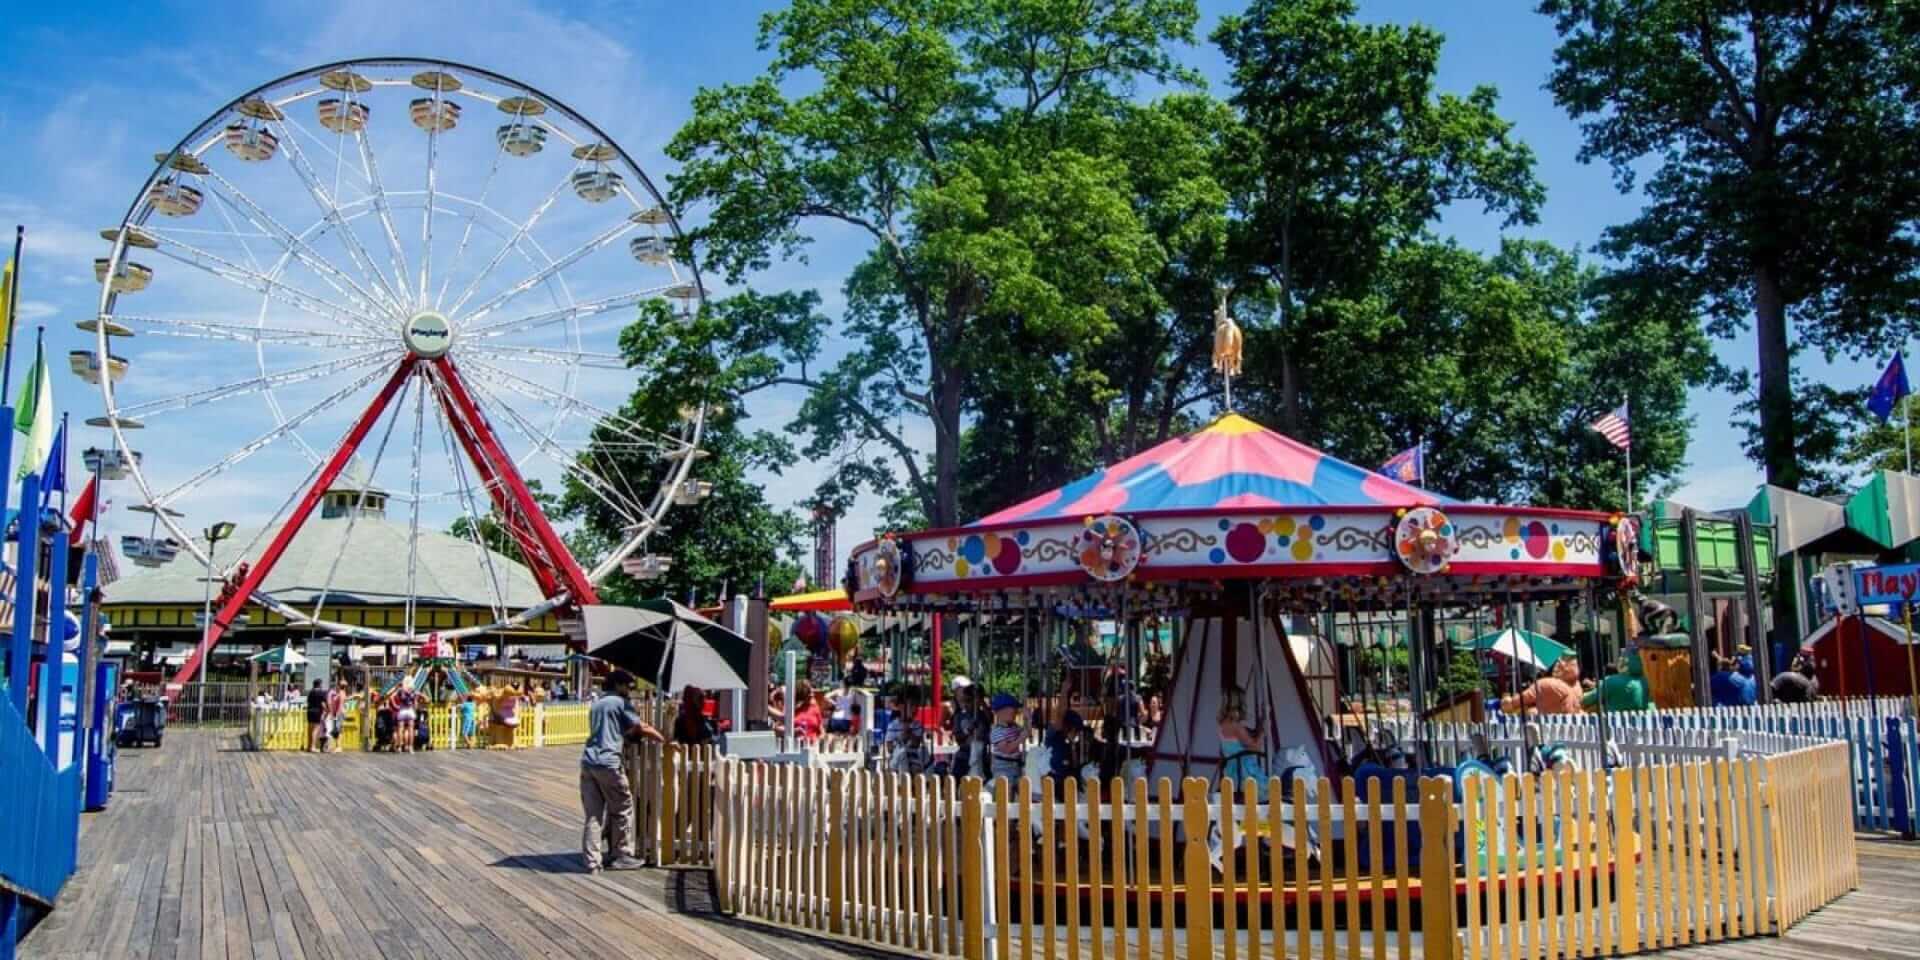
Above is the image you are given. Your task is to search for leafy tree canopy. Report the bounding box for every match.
[1538,0,1920,490]
[666,0,1204,527]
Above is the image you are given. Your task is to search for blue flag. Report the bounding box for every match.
[38,420,66,514]
[1868,351,1910,423]
[1381,442,1424,485]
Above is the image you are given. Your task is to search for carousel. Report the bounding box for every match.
[841,333,1641,917]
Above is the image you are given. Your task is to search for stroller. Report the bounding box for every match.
[374,707,395,751]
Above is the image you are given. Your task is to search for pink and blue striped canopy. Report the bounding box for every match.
[975,414,1445,526]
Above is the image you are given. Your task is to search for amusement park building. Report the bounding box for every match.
[102,472,560,669]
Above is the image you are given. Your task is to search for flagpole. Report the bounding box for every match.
[1624,396,1634,515]
[2,226,21,397]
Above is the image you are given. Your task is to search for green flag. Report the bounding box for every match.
[15,339,53,478]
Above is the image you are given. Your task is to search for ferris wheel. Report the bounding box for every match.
[86,58,709,687]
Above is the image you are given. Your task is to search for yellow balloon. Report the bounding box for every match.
[827,615,861,658]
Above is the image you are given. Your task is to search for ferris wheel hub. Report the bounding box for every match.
[402,309,454,358]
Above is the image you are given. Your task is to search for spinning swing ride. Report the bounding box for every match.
[86,59,711,689]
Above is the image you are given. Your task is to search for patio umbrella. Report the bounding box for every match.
[1457,626,1570,672]
[247,643,309,668]
[583,600,754,692]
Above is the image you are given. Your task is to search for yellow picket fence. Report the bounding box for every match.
[683,740,1859,960]
[247,701,591,752]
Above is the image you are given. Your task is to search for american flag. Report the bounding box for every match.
[1590,402,1631,450]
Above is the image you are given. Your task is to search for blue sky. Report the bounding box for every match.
[0,0,1873,579]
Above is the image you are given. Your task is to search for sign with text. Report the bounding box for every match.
[1852,562,1920,608]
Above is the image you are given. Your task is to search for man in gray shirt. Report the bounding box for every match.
[582,670,664,873]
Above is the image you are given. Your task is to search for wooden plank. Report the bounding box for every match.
[1026,778,1039,960]
[1218,777,1234,960]
[995,777,1011,960]
[1159,779,1175,960]
[1111,778,1127,960]
[1065,777,1080,960]
[1373,777,1390,960]
[1343,776,1360,960]
[1318,778,1335,960]
[1540,772,1559,960]
[1044,778,1058,960]
[1182,778,1211,960]
[1091,773,1106,960]
[963,777,986,960]
[1393,776,1411,960]
[1134,778,1150,960]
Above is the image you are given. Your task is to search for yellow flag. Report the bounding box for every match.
[0,256,13,353]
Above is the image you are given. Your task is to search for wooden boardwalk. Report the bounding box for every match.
[18,729,899,960]
[19,729,1920,959]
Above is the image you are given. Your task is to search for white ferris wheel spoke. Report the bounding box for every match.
[443,167,577,317]
[269,112,411,315]
[308,373,413,626]
[434,138,505,311]
[458,343,630,369]
[431,392,509,623]
[109,314,387,349]
[404,376,426,638]
[151,363,392,507]
[464,284,675,340]
[457,218,639,328]
[116,349,400,420]
[192,170,397,324]
[350,120,415,304]
[459,357,684,452]
[141,230,387,338]
[418,86,443,305]
[467,376,648,526]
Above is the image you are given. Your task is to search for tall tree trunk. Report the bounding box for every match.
[933,363,964,527]
[1276,211,1302,432]
[1753,264,1799,490]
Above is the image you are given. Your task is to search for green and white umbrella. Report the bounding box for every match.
[247,643,308,668]
[583,600,754,692]
[1457,627,1570,672]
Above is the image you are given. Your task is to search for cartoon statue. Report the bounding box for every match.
[1583,650,1653,712]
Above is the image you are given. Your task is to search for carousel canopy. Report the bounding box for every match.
[848,412,1616,600]
[976,413,1444,525]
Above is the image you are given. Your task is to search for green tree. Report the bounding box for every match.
[1538,0,1920,491]
[559,296,809,604]
[1215,0,1544,434]
[1303,239,1717,508]
[665,0,1202,527]
[447,478,561,566]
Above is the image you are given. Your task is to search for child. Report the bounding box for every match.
[988,693,1025,784]
[1218,688,1268,801]
[459,693,477,748]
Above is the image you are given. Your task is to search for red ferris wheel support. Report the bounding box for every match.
[166,354,597,690]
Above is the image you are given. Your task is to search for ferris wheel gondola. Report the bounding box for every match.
[89,58,712,689]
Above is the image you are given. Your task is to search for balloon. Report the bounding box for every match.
[827,615,860,659]
[792,613,827,653]
[767,622,784,646]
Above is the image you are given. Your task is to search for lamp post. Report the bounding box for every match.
[196,521,235,723]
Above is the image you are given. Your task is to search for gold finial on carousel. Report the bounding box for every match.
[1211,284,1243,409]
